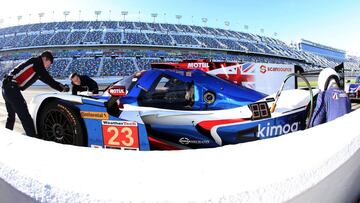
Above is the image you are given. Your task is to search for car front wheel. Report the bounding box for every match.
[37,100,86,146]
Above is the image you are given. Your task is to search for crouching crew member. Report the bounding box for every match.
[310,68,351,127]
[2,51,70,137]
[69,72,99,95]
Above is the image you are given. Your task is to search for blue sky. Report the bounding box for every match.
[0,0,359,55]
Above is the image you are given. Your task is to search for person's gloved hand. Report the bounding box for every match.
[62,84,70,92]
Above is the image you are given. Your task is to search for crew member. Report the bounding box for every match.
[2,51,69,137]
[310,68,351,127]
[69,72,99,95]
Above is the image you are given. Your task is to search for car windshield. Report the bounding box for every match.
[103,74,139,96]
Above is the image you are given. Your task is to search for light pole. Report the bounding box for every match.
[224,21,230,29]
[95,10,102,21]
[38,13,44,23]
[163,13,166,23]
[121,11,128,21]
[52,11,55,22]
[8,16,11,26]
[17,16,22,25]
[28,14,32,24]
[202,18,208,27]
[109,10,111,21]
[63,11,70,22]
[151,13,158,23]
[175,15,182,24]
[78,10,81,21]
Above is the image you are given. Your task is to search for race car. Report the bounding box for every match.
[29,69,317,150]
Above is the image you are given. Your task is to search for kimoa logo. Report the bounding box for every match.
[257,122,300,138]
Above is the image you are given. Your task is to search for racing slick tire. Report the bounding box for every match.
[37,99,87,146]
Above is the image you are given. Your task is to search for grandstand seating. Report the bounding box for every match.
[49,58,71,78]
[73,21,90,29]
[49,31,70,45]
[102,21,118,29]
[64,57,101,77]
[17,34,37,47]
[0,20,355,79]
[101,58,136,76]
[31,33,52,46]
[124,32,149,44]
[0,49,355,79]
[160,23,178,32]
[83,31,103,43]
[196,36,222,49]
[136,58,161,71]
[67,31,86,44]
[172,34,199,46]
[147,33,173,46]
[104,32,122,44]
[88,21,102,29]
[119,21,135,30]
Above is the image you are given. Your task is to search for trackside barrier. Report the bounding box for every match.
[0,110,360,202]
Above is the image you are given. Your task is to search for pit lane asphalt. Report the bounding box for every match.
[0,86,359,134]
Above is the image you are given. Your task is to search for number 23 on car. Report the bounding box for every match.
[102,120,139,150]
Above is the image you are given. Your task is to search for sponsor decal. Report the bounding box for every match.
[179,137,210,145]
[260,65,292,74]
[332,92,348,99]
[102,120,137,126]
[260,65,267,74]
[57,104,77,125]
[187,62,209,69]
[102,120,139,149]
[257,122,300,138]
[80,111,109,120]
[332,93,339,100]
[108,86,126,97]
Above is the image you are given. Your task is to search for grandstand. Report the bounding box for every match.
[0,20,357,79]
[298,39,346,60]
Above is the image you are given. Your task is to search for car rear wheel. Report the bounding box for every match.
[37,100,86,146]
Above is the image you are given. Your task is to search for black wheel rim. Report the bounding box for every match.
[42,109,75,144]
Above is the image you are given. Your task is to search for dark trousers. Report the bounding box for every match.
[2,79,36,137]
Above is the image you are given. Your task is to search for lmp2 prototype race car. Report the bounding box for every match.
[29,67,316,150]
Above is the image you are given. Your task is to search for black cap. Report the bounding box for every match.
[40,50,54,63]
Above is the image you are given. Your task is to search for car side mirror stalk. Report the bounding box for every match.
[136,84,149,92]
[106,86,127,116]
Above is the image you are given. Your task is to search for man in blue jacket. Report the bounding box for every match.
[310,68,351,127]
